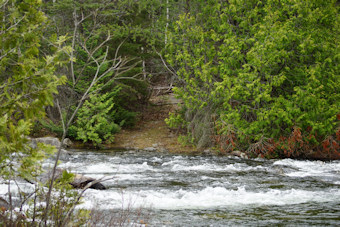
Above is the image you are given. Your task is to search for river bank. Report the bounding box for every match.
[72,93,199,154]
[34,89,338,160]
[69,91,339,161]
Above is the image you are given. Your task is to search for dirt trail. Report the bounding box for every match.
[108,93,196,153]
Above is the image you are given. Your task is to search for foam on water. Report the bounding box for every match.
[79,186,340,210]
[0,183,9,195]
[0,181,35,196]
[81,163,117,174]
[150,157,163,162]
[59,161,156,174]
[67,158,266,176]
[170,163,266,172]
[112,162,155,173]
[2,151,340,225]
[273,159,340,178]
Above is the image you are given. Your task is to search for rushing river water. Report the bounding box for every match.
[1,149,340,226]
[56,149,340,226]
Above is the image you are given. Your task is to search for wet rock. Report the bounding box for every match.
[230,150,249,159]
[30,137,61,149]
[57,169,106,190]
[71,174,106,190]
[40,168,106,190]
[63,138,73,147]
[59,149,71,161]
[274,166,285,175]
[29,137,70,160]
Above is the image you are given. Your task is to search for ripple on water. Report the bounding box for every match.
[273,159,340,177]
[79,186,340,211]
[2,151,340,226]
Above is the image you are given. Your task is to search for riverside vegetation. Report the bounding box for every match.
[165,0,339,160]
[0,0,339,225]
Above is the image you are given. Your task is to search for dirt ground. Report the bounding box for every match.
[107,93,197,153]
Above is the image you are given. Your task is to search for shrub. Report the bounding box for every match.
[166,0,339,157]
[70,92,120,147]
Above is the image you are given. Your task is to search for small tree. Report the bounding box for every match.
[70,91,121,146]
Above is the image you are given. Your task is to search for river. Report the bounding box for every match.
[1,149,340,226]
[57,149,340,226]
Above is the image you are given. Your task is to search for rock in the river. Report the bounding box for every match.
[30,137,61,149]
[58,149,71,161]
[63,138,73,147]
[71,174,106,190]
[230,150,249,159]
[47,169,106,190]
[29,137,70,160]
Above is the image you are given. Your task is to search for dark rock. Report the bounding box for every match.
[43,168,106,190]
[70,173,106,190]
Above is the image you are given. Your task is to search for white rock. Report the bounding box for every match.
[31,137,61,148]
[63,138,73,147]
[144,147,157,152]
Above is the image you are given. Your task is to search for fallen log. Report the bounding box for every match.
[70,173,106,190]
[41,168,106,190]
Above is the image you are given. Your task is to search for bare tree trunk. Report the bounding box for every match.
[165,0,169,45]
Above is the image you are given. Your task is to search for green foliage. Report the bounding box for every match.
[38,119,64,136]
[167,0,339,157]
[114,107,138,128]
[42,0,155,135]
[0,0,90,226]
[70,92,121,146]
[178,134,194,146]
[14,169,90,226]
[166,112,187,129]
[39,170,89,226]
[0,0,68,180]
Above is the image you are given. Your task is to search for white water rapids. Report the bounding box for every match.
[1,149,340,226]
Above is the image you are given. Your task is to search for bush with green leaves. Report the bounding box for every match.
[166,0,339,158]
[0,0,91,225]
[0,0,66,190]
[70,91,121,146]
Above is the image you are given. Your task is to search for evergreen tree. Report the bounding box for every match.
[41,0,172,143]
[166,0,339,158]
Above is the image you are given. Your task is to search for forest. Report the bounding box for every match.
[0,0,339,225]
